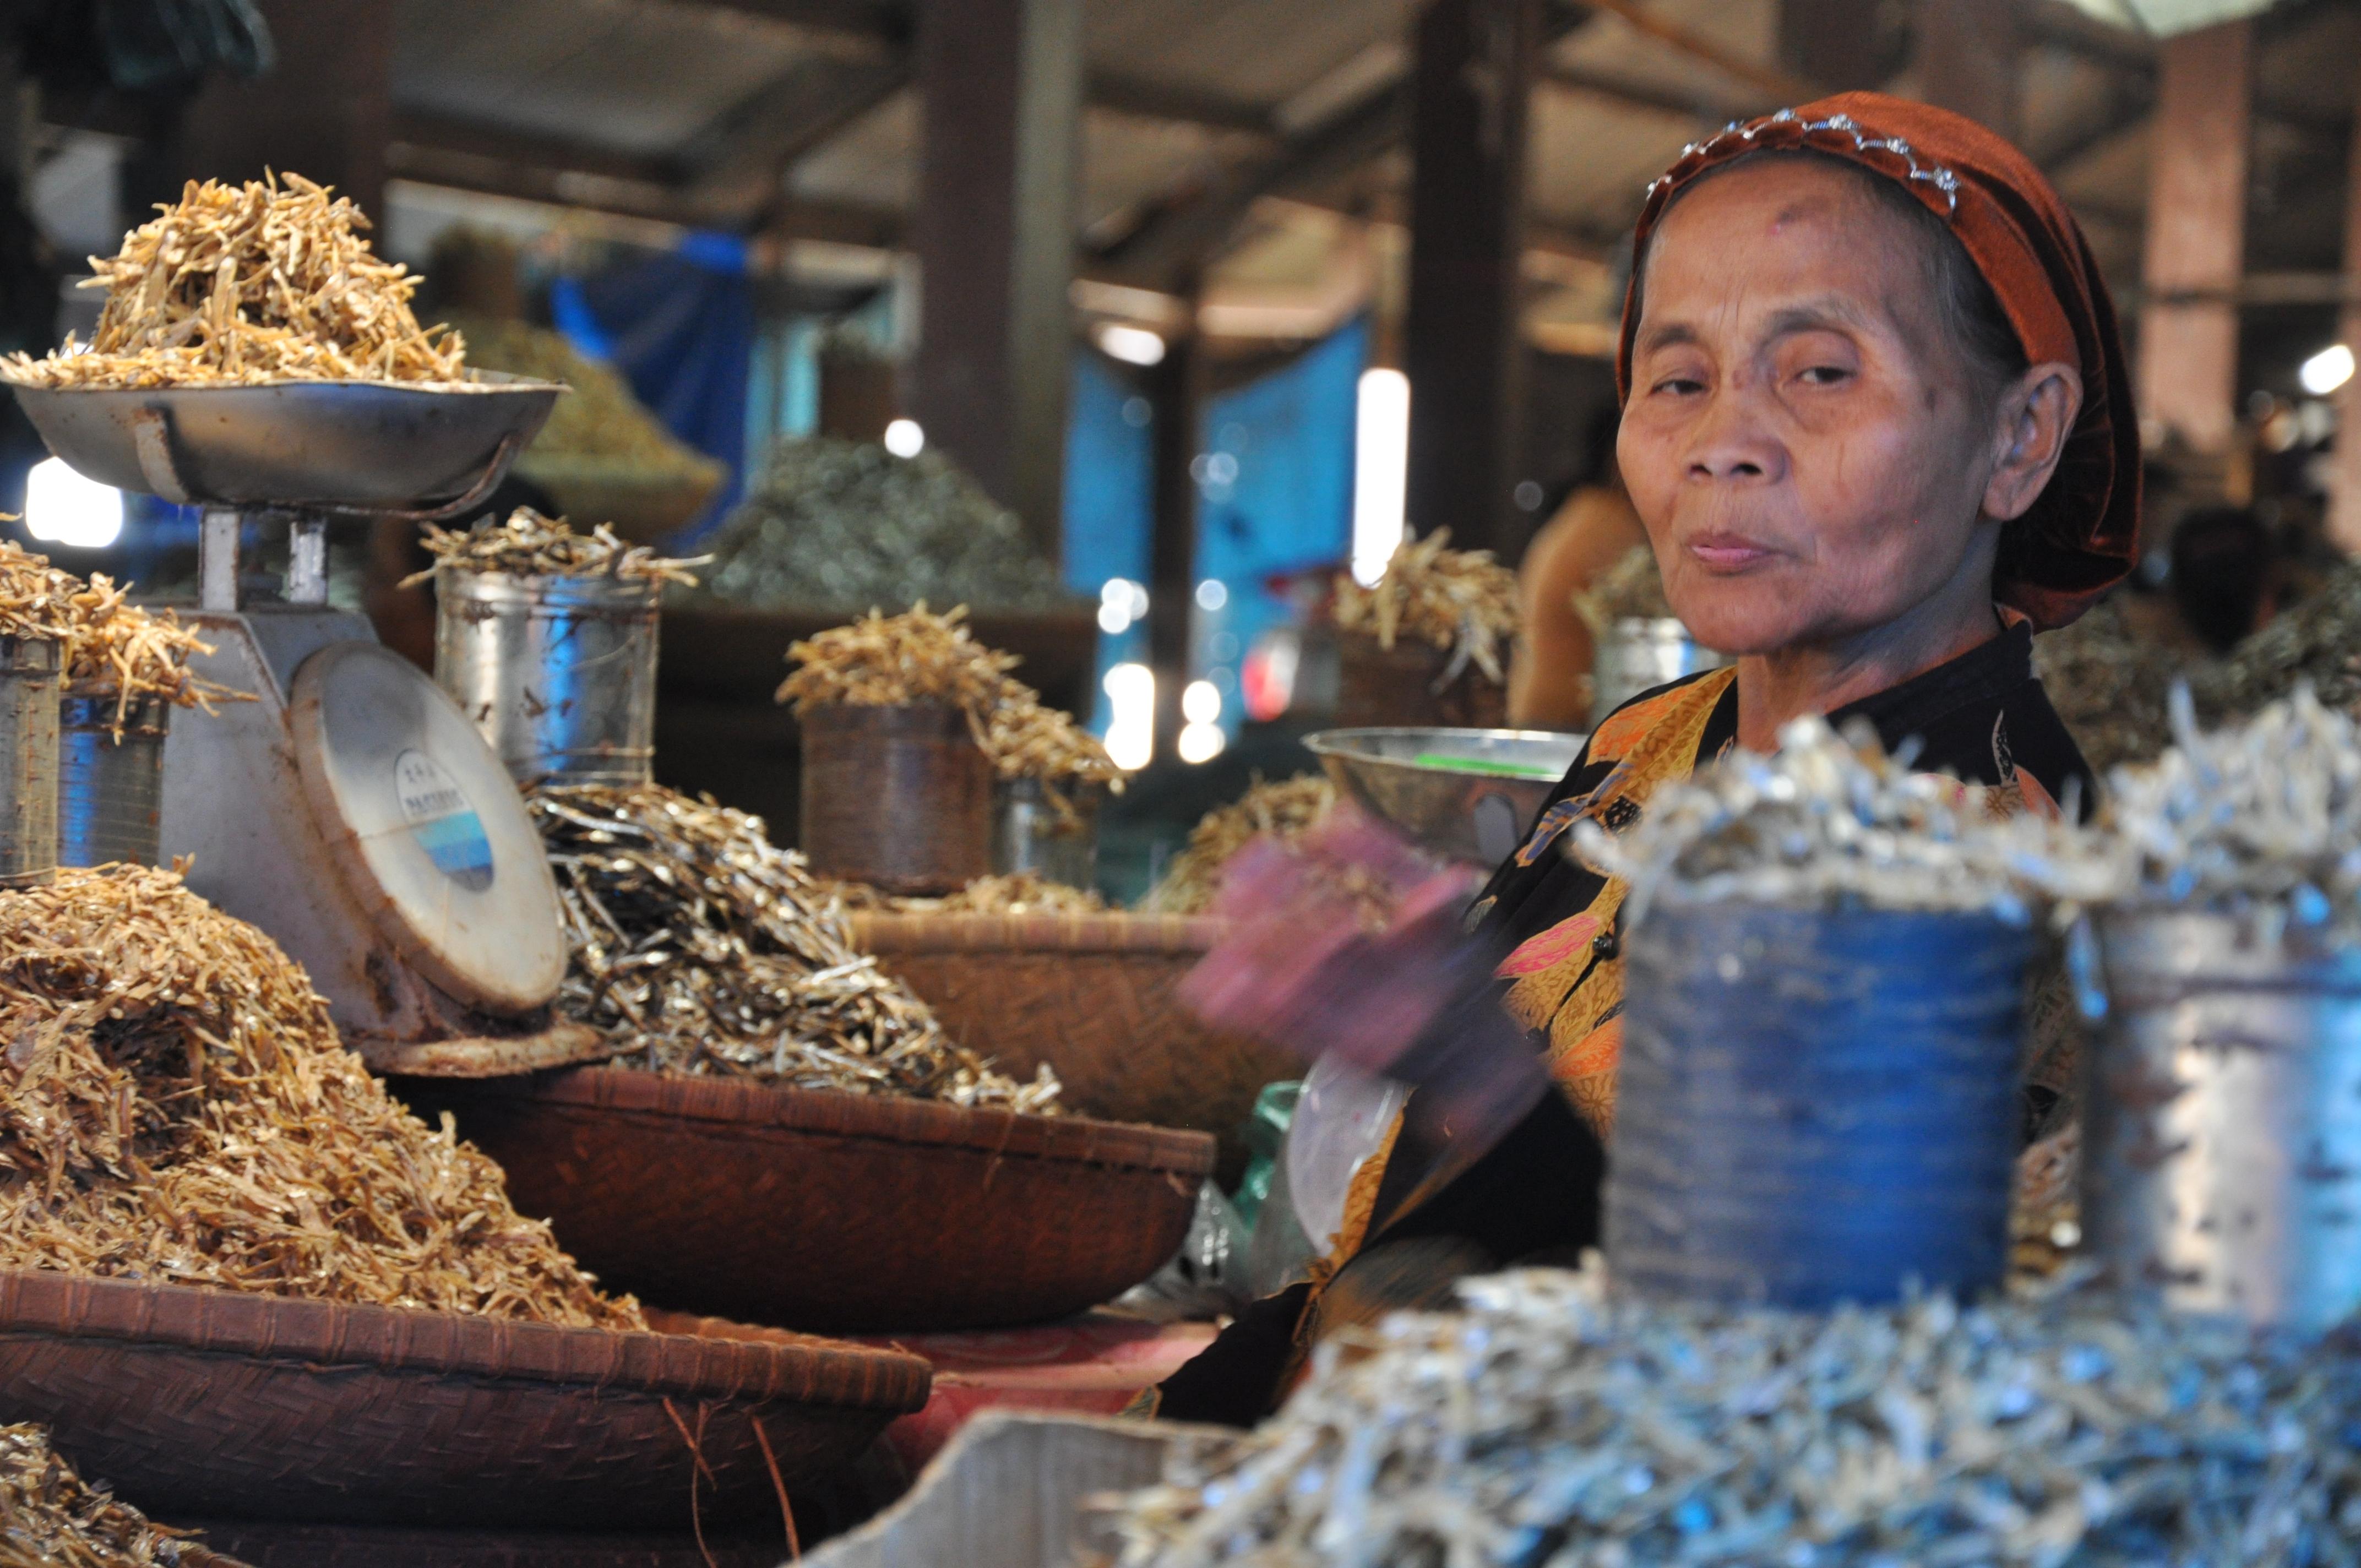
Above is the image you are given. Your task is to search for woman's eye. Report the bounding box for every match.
[1652,374,1705,395]
[1797,364,1852,386]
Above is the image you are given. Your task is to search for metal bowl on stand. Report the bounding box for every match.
[1304,726,1585,866]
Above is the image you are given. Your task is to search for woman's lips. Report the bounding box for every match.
[1684,533,1776,570]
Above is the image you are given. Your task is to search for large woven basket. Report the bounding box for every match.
[849,912,1296,1185]
[401,1068,1215,1333]
[0,1268,927,1530]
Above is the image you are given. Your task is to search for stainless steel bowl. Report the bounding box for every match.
[1304,726,1585,865]
[8,372,562,507]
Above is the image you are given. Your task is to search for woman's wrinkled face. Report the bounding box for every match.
[1618,158,2004,657]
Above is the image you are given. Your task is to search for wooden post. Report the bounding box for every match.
[2137,19,2252,458]
[2331,110,2361,554]
[170,0,396,221]
[909,0,1082,564]
[1145,287,1206,760]
[1913,0,2019,141]
[1403,0,1539,560]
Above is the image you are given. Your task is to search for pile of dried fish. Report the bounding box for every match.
[2030,596,2200,774]
[1571,543,1677,633]
[3,175,466,389]
[1334,530,1520,686]
[529,782,1061,1113]
[0,865,640,1328]
[405,507,705,587]
[838,874,1108,917]
[2207,558,2361,718]
[440,311,723,480]
[988,681,1123,789]
[2105,684,2361,933]
[1575,715,2118,922]
[0,541,241,731]
[1105,1263,2361,1567]
[693,437,1074,613]
[0,1423,208,1567]
[1144,775,1339,916]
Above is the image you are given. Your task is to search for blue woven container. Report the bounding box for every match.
[1607,902,2033,1308]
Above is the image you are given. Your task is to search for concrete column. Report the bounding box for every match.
[2330,111,2361,553]
[908,0,1082,563]
[2136,19,2252,457]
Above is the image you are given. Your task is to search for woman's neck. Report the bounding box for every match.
[1732,587,2002,752]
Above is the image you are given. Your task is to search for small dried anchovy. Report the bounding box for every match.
[3,173,465,389]
[405,507,706,589]
[0,866,639,1329]
[0,1422,211,1567]
[1334,529,1520,687]
[2030,596,2202,774]
[1571,544,1677,635]
[1576,715,2120,924]
[1144,774,1339,916]
[530,782,1062,1114]
[837,873,1108,917]
[1103,1262,2361,1568]
[0,542,248,734]
[2106,683,2361,934]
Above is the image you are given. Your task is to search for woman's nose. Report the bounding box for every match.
[1685,393,1787,484]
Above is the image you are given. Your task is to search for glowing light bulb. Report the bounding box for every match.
[883,418,926,458]
[1353,368,1410,585]
[2300,344,2354,397]
[23,458,123,550]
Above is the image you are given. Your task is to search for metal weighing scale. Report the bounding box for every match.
[12,376,615,1076]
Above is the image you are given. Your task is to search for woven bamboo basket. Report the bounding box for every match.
[850,912,1296,1187]
[402,1068,1216,1332]
[0,1268,928,1530]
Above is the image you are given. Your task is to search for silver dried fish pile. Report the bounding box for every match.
[1106,1263,2361,1568]
[1571,545,1677,634]
[529,782,1061,1114]
[1333,530,1520,686]
[2208,559,2361,718]
[1575,715,2118,923]
[2104,684,2361,933]
[691,437,1076,613]
[2030,596,2202,774]
[0,1422,212,1567]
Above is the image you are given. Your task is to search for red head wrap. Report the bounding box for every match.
[1618,92,2139,630]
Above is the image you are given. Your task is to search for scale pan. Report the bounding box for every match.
[7,373,561,508]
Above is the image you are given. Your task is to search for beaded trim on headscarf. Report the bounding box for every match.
[1646,108,1963,215]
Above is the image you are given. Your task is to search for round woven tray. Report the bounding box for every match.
[849,912,1296,1186]
[401,1069,1216,1332]
[0,1268,927,1531]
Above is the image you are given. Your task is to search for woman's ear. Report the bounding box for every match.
[1982,362,2083,522]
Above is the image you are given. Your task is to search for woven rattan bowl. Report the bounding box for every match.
[0,1268,927,1529]
[848,912,1296,1186]
[403,1068,1216,1332]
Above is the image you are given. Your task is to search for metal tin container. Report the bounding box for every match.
[57,692,170,868]
[2083,909,2361,1333]
[1609,902,2032,1308]
[433,569,660,787]
[1592,617,1728,728]
[0,636,59,889]
[801,701,992,895]
[992,776,1100,889]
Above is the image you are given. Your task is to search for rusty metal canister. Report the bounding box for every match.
[0,636,60,889]
[433,568,660,787]
[799,701,992,895]
[1591,617,1729,728]
[56,692,170,868]
[1609,902,2033,1308]
[2083,909,2361,1334]
[991,776,1100,890]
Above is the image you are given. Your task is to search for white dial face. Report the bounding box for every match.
[393,748,495,892]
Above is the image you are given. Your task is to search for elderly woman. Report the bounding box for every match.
[1153,94,2139,1426]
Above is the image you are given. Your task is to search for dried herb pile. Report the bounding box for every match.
[439,312,723,482]
[529,782,1061,1113]
[694,437,1074,613]
[1106,1265,2361,1568]
[2106,684,2361,933]
[2207,558,2361,718]
[1334,530,1520,686]
[1145,775,1339,916]
[1571,544,1677,633]
[779,605,1120,793]
[3,175,466,389]
[406,507,705,587]
[0,865,640,1329]
[0,542,243,728]
[1575,715,2117,923]
[0,1423,213,1567]
[2030,596,2201,774]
